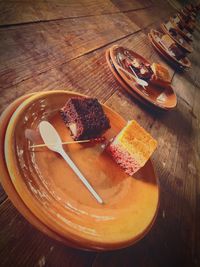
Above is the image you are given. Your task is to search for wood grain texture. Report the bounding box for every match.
[0,2,176,95]
[0,0,152,26]
[0,5,176,114]
[0,0,200,266]
[192,86,200,267]
[188,28,200,267]
[0,12,139,93]
[0,30,174,115]
[125,4,175,29]
[0,28,171,204]
[0,186,7,204]
[91,85,198,267]
[0,199,96,267]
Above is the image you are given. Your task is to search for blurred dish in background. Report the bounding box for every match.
[106,45,177,110]
[148,29,191,69]
[161,21,193,53]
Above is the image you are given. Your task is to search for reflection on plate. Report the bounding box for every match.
[148,29,191,69]
[107,45,177,110]
[4,90,159,251]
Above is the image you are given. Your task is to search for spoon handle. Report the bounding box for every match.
[59,148,104,204]
[117,66,137,82]
[128,66,149,95]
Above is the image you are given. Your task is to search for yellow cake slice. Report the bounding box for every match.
[150,63,171,86]
[161,34,175,48]
[108,120,157,175]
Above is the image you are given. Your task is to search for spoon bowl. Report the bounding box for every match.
[39,121,62,152]
[118,66,148,87]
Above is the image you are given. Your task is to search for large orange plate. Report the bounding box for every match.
[4,90,159,251]
[109,45,177,110]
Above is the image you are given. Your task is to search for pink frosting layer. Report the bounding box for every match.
[108,143,141,176]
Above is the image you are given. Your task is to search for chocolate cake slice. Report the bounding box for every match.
[60,97,111,140]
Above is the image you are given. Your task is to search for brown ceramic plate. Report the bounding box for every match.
[0,94,71,246]
[169,17,193,42]
[105,48,154,108]
[148,30,191,69]
[109,45,177,110]
[5,90,159,251]
[161,22,193,53]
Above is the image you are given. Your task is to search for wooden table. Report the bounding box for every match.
[0,0,200,266]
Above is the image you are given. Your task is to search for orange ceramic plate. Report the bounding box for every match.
[109,45,177,110]
[0,93,75,247]
[105,48,155,108]
[5,90,159,251]
[106,48,176,110]
[149,30,191,69]
[161,22,193,53]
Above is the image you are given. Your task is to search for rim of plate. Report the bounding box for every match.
[4,90,160,251]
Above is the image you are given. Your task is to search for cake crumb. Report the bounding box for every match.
[37,256,46,267]
[162,210,166,218]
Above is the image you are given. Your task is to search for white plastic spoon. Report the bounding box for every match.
[39,121,103,204]
[117,66,148,87]
[117,53,148,88]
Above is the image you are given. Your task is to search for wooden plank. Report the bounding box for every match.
[0,12,139,93]
[173,29,200,107]
[125,5,175,29]
[0,2,178,111]
[0,0,152,26]
[167,0,183,11]
[92,25,200,266]
[0,2,180,208]
[0,2,199,266]
[109,0,152,12]
[0,3,178,96]
[0,185,7,204]
[192,87,200,266]
[186,26,200,85]
[0,31,174,115]
[0,29,175,207]
[171,73,196,107]
[189,26,200,264]
[0,3,177,113]
[0,199,96,267]
[0,1,117,26]
[92,85,198,267]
